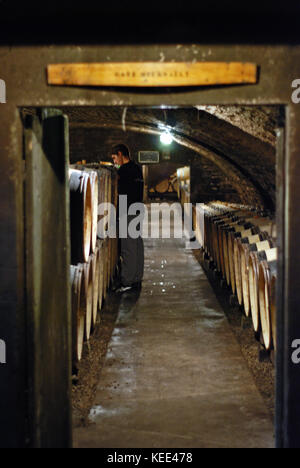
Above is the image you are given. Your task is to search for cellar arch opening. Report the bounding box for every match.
[20,103,283,448]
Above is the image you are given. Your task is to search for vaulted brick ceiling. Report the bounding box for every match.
[60,105,280,210]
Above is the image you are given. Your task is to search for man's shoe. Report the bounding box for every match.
[132,281,142,290]
[116,285,133,293]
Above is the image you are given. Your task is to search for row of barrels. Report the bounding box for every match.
[194,201,277,353]
[69,164,116,264]
[69,164,119,368]
[149,172,179,195]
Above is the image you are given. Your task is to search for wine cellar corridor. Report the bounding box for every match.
[73,204,274,448]
[3,104,284,448]
[52,105,280,448]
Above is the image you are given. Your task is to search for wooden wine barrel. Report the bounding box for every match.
[204,207,226,256]
[225,224,252,294]
[177,166,190,183]
[97,240,104,313]
[243,216,272,226]
[232,227,260,305]
[222,227,234,286]
[91,245,100,328]
[110,238,114,283]
[270,272,277,351]
[103,238,108,300]
[243,218,276,238]
[99,171,108,237]
[70,265,85,364]
[107,237,112,288]
[238,233,269,316]
[216,212,255,277]
[228,223,256,293]
[107,171,112,237]
[73,166,99,253]
[229,218,272,296]
[156,179,170,193]
[210,213,240,270]
[98,169,105,207]
[248,252,260,332]
[212,216,234,277]
[212,215,238,271]
[83,164,117,241]
[82,257,93,341]
[88,170,99,253]
[258,257,277,350]
[209,202,238,211]
[203,212,213,256]
[260,223,276,239]
[215,216,239,275]
[249,246,277,333]
[111,238,115,282]
[193,205,202,245]
[209,202,228,210]
[69,169,92,263]
[96,168,106,238]
[203,208,221,255]
[221,221,253,288]
[204,204,260,262]
[106,237,110,288]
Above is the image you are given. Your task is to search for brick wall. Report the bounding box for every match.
[68,105,279,212]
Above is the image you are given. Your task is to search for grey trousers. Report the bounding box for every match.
[119,215,144,286]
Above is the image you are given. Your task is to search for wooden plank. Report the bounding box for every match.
[25,111,72,448]
[47,62,257,87]
[0,105,27,448]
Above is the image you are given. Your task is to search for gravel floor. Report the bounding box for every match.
[72,292,119,428]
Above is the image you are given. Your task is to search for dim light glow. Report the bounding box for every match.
[160,131,173,145]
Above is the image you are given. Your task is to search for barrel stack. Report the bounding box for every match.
[192,201,277,361]
[69,164,119,371]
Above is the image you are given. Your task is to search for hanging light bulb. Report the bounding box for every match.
[160,131,173,145]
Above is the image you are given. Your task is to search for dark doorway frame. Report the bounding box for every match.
[0,44,300,448]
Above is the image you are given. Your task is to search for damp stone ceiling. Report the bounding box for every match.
[59,105,280,211]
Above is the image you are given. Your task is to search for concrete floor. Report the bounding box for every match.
[74,211,274,448]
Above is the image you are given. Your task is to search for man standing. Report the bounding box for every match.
[111,144,144,293]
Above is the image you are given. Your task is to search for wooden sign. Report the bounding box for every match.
[138,151,160,164]
[47,62,257,87]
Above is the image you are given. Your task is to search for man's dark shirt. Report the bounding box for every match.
[118,160,144,209]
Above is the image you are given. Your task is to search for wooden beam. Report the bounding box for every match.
[47,62,257,87]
